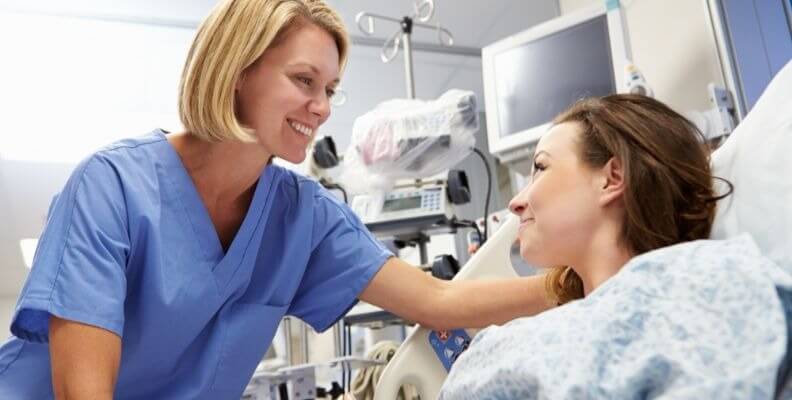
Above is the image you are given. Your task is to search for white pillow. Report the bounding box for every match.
[710,59,792,271]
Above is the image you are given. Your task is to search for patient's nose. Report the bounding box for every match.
[509,195,526,216]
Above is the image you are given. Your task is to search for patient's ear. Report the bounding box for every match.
[597,157,625,206]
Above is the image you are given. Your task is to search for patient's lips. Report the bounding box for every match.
[518,217,535,234]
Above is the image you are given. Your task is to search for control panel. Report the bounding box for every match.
[351,185,451,225]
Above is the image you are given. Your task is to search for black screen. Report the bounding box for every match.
[494,15,616,137]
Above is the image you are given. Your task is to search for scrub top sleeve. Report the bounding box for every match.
[288,193,393,332]
[11,155,130,343]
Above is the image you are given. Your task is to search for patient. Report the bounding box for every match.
[439,95,792,398]
[509,94,728,305]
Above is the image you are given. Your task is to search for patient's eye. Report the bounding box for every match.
[532,161,546,175]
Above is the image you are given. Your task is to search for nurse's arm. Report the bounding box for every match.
[359,257,552,330]
[49,316,121,400]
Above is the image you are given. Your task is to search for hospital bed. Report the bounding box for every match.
[373,58,792,399]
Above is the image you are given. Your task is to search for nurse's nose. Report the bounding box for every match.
[308,93,331,124]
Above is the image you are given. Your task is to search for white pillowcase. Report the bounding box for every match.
[710,59,792,271]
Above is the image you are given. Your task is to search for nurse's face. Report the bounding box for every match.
[236,21,340,163]
[508,122,603,268]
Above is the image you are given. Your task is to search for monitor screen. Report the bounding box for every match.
[492,15,616,138]
[382,196,422,213]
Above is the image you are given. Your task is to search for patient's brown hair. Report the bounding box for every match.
[545,94,732,305]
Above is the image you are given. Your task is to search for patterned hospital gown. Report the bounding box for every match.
[440,235,792,399]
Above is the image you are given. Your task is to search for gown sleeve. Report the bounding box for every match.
[287,189,393,332]
[11,154,130,342]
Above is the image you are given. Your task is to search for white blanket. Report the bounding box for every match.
[440,235,792,399]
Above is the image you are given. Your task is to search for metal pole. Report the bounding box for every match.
[419,238,428,265]
[283,317,294,366]
[333,321,343,358]
[401,17,416,99]
[351,35,479,57]
[403,34,415,99]
[300,322,310,364]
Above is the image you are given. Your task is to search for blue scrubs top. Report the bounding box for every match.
[0,130,392,399]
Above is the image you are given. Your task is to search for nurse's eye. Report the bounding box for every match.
[326,87,336,99]
[296,76,313,87]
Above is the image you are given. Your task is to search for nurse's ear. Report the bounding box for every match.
[596,157,625,207]
[236,56,263,91]
[235,72,248,91]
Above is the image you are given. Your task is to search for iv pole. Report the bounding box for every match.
[355,0,454,99]
[354,1,457,264]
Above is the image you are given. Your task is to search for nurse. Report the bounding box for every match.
[0,0,551,399]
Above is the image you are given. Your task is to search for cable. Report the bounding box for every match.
[320,179,349,204]
[451,218,482,246]
[349,340,418,400]
[468,221,482,245]
[333,184,349,204]
[471,148,492,243]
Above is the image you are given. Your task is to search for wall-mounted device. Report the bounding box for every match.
[481,3,632,174]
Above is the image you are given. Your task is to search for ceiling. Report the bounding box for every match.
[0,0,559,297]
[0,0,558,46]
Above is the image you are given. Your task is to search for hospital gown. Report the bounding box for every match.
[440,235,792,399]
[0,130,393,399]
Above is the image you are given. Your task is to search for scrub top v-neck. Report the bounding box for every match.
[0,130,392,399]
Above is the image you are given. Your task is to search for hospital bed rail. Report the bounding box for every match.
[373,215,520,399]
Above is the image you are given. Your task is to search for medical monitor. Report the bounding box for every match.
[482,5,630,169]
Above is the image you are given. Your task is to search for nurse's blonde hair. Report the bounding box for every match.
[179,0,349,143]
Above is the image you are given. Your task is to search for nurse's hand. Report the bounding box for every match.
[50,316,121,400]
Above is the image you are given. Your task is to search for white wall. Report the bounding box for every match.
[0,11,190,165]
[0,11,195,299]
[559,0,726,113]
[0,297,17,339]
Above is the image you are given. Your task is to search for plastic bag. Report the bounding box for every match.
[341,89,478,192]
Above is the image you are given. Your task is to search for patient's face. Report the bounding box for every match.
[508,122,601,267]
